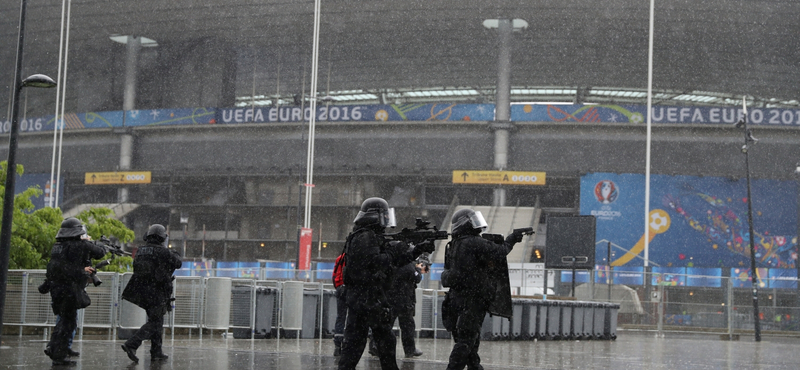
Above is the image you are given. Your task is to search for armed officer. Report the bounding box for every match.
[388,257,426,357]
[44,218,106,365]
[337,197,434,370]
[120,224,182,363]
[440,209,524,370]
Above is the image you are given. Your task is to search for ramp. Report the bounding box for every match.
[62,203,140,220]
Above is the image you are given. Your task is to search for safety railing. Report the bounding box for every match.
[5,268,800,338]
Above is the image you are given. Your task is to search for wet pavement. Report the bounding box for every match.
[1,330,799,369]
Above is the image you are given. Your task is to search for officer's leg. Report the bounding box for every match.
[397,309,417,355]
[338,307,369,370]
[446,311,483,370]
[466,335,483,370]
[333,287,347,355]
[371,314,399,370]
[147,307,167,357]
[48,304,77,360]
[126,306,161,350]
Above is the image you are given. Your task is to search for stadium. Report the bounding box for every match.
[1,0,799,269]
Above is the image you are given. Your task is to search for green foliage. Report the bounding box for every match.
[75,207,136,273]
[1,161,136,272]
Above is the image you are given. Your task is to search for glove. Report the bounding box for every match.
[413,241,435,256]
[505,232,523,246]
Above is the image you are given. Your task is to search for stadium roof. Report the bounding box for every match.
[2,0,799,112]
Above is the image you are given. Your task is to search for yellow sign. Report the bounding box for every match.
[84,171,151,185]
[452,170,546,185]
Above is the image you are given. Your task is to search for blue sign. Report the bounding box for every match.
[511,104,800,126]
[581,173,798,268]
[14,173,64,210]
[767,269,797,289]
[218,104,495,124]
[652,267,687,286]
[6,104,800,131]
[685,268,722,287]
[125,108,215,126]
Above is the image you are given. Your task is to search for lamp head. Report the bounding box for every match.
[21,74,56,88]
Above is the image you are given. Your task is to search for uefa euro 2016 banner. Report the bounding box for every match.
[580,172,798,269]
[3,104,799,133]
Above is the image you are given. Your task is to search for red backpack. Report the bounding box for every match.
[332,253,345,288]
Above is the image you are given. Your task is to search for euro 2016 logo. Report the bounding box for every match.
[594,180,618,204]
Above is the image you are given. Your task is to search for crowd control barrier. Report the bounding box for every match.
[3,270,621,341]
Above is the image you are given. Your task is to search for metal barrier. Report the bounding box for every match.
[6,268,800,338]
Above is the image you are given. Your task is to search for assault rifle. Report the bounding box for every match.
[88,236,131,287]
[384,218,449,246]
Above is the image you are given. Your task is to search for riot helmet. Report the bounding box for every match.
[55,217,87,240]
[145,224,169,246]
[451,208,488,236]
[353,197,396,228]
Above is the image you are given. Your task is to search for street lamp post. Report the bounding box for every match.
[735,98,761,342]
[0,0,58,341]
[795,163,800,310]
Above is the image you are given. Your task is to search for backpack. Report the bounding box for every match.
[332,252,345,288]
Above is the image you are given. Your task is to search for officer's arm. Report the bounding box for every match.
[85,240,107,259]
[353,232,394,271]
[169,249,182,269]
[412,265,423,284]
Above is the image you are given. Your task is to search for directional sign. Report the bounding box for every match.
[452,170,546,185]
[84,171,151,185]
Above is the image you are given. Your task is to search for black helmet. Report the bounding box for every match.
[353,197,396,228]
[56,217,87,240]
[145,224,168,245]
[451,208,488,236]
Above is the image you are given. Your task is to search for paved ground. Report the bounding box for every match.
[1,330,799,369]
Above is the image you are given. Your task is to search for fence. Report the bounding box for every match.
[4,267,800,338]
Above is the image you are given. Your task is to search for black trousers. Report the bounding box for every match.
[125,306,167,355]
[47,301,77,360]
[443,292,488,370]
[338,306,397,370]
[392,307,417,354]
[333,286,347,347]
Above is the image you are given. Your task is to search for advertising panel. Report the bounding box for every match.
[511,104,800,126]
[581,172,798,268]
[218,103,495,124]
[124,107,215,126]
[298,228,313,270]
[14,173,64,210]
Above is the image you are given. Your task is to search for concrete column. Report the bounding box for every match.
[119,36,140,204]
[493,19,513,207]
[495,19,512,123]
[117,134,133,203]
[123,36,140,111]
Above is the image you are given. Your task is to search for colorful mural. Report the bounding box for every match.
[581,173,799,269]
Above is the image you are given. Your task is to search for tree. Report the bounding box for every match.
[76,207,135,272]
[1,161,135,271]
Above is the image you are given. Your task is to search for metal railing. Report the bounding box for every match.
[5,268,800,338]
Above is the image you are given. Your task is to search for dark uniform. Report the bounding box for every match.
[121,224,182,363]
[337,197,434,370]
[386,261,423,357]
[441,209,521,370]
[44,218,106,365]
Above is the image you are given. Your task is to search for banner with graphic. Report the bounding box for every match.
[218,103,495,124]
[125,107,216,126]
[512,104,800,126]
[581,172,798,268]
[4,104,799,133]
[15,173,64,210]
